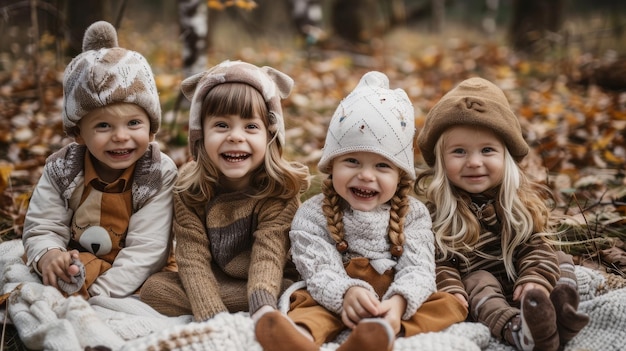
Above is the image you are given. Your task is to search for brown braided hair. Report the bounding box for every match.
[321,172,414,258]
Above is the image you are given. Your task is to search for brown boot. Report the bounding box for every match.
[550,284,589,347]
[502,289,561,351]
[521,289,560,351]
[255,311,318,351]
[336,319,394,351]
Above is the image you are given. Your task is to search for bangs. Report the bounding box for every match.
[202,83,268,120]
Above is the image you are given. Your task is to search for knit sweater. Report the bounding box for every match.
[289,194,436,320]
[435,191,560,301]
[173,162,300,321]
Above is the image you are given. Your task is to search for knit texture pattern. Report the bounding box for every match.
[317,71,415,178]
[181,60,293,158]
[63,21,161,136]
[2,239,625,351]
[45,142,164,212]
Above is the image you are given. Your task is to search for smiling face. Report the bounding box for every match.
[76,103,153,183]
[441,125,505,194]
[330,151,400,212]
[202,113,268,190]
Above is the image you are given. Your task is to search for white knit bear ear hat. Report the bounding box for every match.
[62,21,161,137]
[318,71,416,179]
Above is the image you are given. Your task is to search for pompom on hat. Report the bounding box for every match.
[62,21,161,136]
[181,60,294,160]
[318,71,416,179]
[417,77,529,166]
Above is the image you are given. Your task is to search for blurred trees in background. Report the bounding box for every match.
[2,0,625,59]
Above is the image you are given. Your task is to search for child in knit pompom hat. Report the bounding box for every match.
[255,71,468,351]
[21,20,177,300]
[415,77,589,351]
[139,60,310,323]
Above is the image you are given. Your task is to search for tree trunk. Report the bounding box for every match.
[509,0,564,55]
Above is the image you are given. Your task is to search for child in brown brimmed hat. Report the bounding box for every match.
[415,77,589,351]
[255,71,468,351]
[22,20,177,299]
[139,60,310,322]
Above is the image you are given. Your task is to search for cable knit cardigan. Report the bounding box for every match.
[173,162,300,320]
[289,193,436,320]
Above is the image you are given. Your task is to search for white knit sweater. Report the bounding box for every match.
[289,194,436,320]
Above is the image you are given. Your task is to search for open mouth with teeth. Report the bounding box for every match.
[107,149,133,156]
[222,152,251,162]
[350,187,378,198]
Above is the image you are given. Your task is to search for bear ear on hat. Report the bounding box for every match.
[181,70,208,101]
[262,66,294,98]
[82,21,118,51]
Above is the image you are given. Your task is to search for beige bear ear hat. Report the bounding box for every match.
[417,77,529,167]
[317,71,416,179]
[181,60,294,160]
[62,21,161,137]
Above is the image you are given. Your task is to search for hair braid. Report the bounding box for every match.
[321,176,347,251]
[388,173,412,257]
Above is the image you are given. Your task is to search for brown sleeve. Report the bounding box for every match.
[514,235,559,292]
[247,196,300,314]
[174,190,227,321]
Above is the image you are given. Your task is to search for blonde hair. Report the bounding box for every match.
[322,170,414,257]
[176,83,309,204]
[415,129,554,280]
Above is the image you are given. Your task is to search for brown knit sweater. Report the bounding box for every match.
[173,173,299,320]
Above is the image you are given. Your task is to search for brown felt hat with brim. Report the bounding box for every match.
[417,77,529,166]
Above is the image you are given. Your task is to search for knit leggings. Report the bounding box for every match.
[463,251,577,340]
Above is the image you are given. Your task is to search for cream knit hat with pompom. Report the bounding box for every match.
[318,71,416,179]
[62,21,161,137]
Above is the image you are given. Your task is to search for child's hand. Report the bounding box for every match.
[342,286,380,329]
[513,282,549,301]
[453,293,469,308]
[379,294,406,335]
[37,249,80,288]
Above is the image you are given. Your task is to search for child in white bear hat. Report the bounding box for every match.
[255,71,468,351]
[21,20,177,299]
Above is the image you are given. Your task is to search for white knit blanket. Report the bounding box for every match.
[1,239,625,351]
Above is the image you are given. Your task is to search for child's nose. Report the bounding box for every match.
[227,130,245,143]
[466,153,482,167]
[112,128,129,141]
[358,168,376,181]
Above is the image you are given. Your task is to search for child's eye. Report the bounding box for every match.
[128,119,142,127]
[215,122,228,128]
[246,123,260,130]
[376,162,392,169]
[95,122,110,129]
[451,148,465,155]
[482,147,496,154]
[345,158,359,165]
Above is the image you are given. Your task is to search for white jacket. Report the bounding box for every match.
[22,142,177,297]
